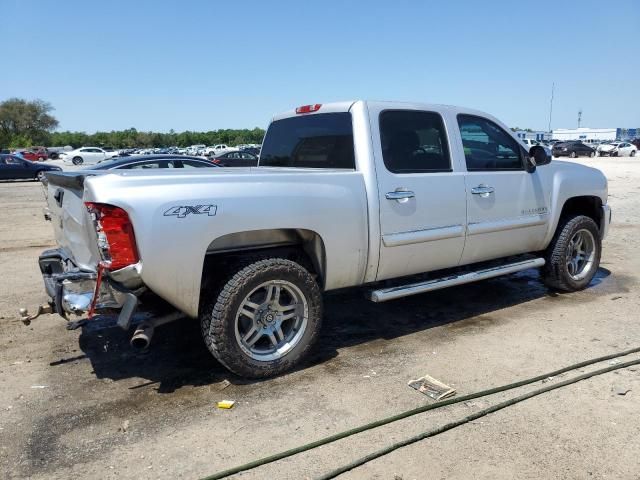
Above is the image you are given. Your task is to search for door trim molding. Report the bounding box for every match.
[382,225,464,247]
[467,214,548,236]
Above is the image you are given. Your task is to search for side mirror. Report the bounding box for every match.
[529,145,551,167]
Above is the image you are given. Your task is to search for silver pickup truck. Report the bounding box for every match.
[31,101,611,378]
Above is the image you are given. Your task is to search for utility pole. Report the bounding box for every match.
[578,109,582,128]
[548,82,554,133]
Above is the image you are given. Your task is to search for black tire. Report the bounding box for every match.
[631,150,636,157]
[72,156,83,165]
[200,258,322,378]
[542,215,601,292]
[569,151,577,158]
[589,151,595,158]
[35,170,45,181]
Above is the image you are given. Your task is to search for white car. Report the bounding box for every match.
[203,144,231,156]
[597,141,637,157]
[60,147,119,166]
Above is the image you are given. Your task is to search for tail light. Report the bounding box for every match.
[85,202,139,270]
[295,104,322,114]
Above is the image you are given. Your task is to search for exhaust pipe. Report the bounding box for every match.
[129,311,185,350]
[130,322,154,349]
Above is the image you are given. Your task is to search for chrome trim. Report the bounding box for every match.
[467,214,548,236]
[370,258,546,302]
[382,225,464,247]
[385,190,415,201]
[470,184,494,197]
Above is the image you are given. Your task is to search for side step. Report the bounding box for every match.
[369,257,545,303]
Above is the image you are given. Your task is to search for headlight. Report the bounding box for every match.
[562,147,568,151]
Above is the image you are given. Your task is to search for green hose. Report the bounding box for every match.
[318,357,640,479]
[201,346,640,480]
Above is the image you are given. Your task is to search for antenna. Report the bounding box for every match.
[548,82,554,133]
[578,109,582,128]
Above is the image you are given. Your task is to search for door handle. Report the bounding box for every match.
[385,190,415,201]
[470,185,494,197]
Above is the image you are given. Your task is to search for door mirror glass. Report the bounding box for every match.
[529,145,551,167]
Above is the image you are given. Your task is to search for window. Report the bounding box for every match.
[457,115,523,171]
[5,156,23,165]
[121,160,171,169]
[260,112,355,168]
[379,110,451,173]
[181,160,209,168]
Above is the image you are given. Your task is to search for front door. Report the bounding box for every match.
[456,114,550,265]
[370,108,467,281]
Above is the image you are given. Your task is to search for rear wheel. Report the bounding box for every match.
[631,150,636,157]
[589,151,595,158]
[72,156,83,165]
[570,151,577,158]
[542,215,601,292]
[200,258,322,378]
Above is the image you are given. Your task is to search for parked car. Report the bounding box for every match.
[59,147,118,165]
[552,141,595,158]
[85,155,220,170]
[204,144,231,156]
[0,154,61,181]
[33,100,611,379]
[631,139,640,150]
[597,141,637,157]
[210,150,259,166]
[14,148,47,162]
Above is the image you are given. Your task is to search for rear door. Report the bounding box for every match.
[456,114,550,265]
[369,107,467,281]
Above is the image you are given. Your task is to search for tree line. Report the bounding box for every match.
[0,97,265,149]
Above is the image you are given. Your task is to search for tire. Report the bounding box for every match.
[569,151,577,158]
[200,258,322,378]
[631,150,636,157]
[589,151,595,158]
[38,156,45,161]
[542,215,601,292]
[72,156,83,165]
[35,170,45,182]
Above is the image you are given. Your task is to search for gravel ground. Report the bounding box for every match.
[0,157,639,480]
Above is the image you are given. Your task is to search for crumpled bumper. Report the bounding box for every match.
[39,248,130,318]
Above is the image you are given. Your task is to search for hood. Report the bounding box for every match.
[598,144,616,151]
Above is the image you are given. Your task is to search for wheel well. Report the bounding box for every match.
[200,229,326,300]
[560,196,602,227]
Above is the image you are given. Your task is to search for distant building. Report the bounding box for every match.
[552,127,639,142]
[513,130,551,141]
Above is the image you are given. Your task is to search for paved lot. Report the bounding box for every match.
[1,157,639,479]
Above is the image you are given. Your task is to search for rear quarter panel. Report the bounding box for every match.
[83,169,369,317]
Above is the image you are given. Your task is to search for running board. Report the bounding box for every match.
[369,258,546,303]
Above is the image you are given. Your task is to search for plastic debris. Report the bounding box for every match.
[613,386,631,396]
[408,375,456,400]
[217,400,236,409]
[118,420,130,433]
[30,385,48,389]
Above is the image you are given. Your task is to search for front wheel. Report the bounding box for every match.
[200,258,322,378]
[35,170,46,182]
[569,151,577,158]
[589,151,595,158]
[542,215,601,292]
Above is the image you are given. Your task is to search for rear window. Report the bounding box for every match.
[259,112,355,169]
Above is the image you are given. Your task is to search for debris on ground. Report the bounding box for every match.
[408,374,456,400]
[118,420,130,433]
[217,400,236,409]
[215,380,231,391]
[609,359,621,365]
[613,386,631,396]
[30,385,48,389]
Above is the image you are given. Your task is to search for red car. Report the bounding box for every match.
[15,148,47,161]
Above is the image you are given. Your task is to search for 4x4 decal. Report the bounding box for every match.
[163,205,217,218]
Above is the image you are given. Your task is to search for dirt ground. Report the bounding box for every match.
[1,157,639,480]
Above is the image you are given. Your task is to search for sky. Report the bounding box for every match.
[1,0,638,133]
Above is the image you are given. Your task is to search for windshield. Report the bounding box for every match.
[259,113,355,169]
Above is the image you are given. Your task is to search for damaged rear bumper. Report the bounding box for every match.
[38,248,138,321]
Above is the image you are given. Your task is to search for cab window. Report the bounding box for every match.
[457,115,523,171]
[379,110,451,173]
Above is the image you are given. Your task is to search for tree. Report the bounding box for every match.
[0,98,59,147]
